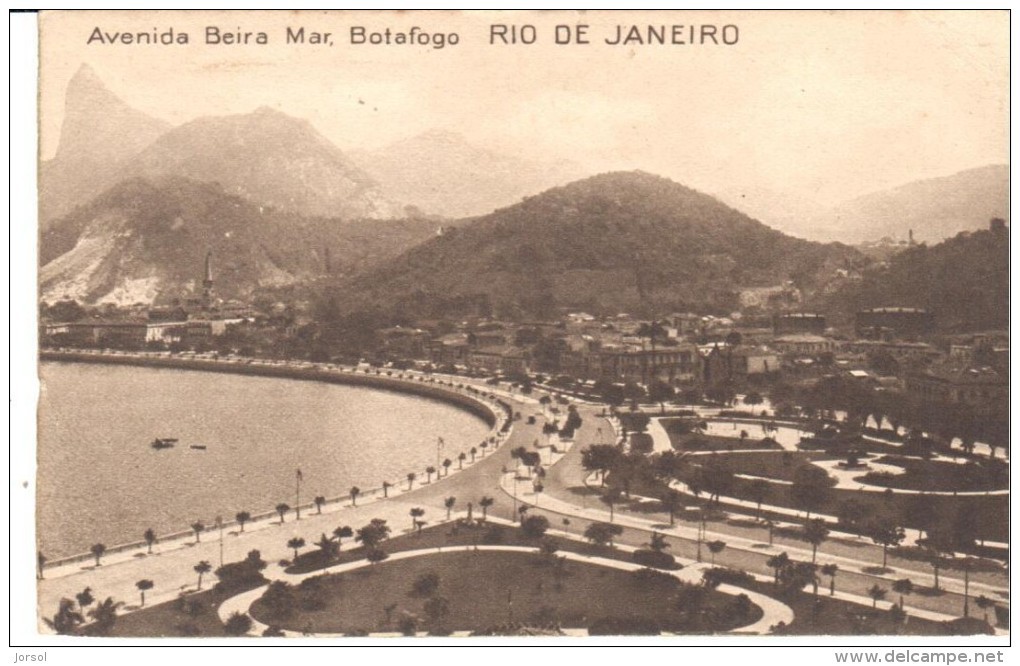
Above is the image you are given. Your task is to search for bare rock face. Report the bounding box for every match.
[40,64,172,224]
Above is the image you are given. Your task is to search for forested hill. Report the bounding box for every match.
[339,171,860,318]
[820,223,1009,332]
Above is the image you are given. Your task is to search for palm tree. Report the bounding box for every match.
[350,486,361,507]
[444,497,456,520]
[426,466,437,483]
[333,525,353,546]
[480,441,489,456]
[382,481,393,498]
[749,479,770,520]
[406,472,416,491]
[821,563,839,596]
[892,578,913,610]
[37,551,47,580]
[867,584,887,609]
[660,488,684,527]
[518,505,530,524]
[802,519,830,564]
[458,452,467,469]
[143,528,157,554]
[410,507,425,532]
[191,521,205,543]
[442,458,453,477]
[479,496,494,520]
[90,543,106,567]
[235,511,251,532]
[275,503,290,523]
[763,518,776,546]
[469,447,477,463]
[287,537,306,560]
[316,533,339,560]
[44,598,84,634]
[75,587,94,612]
[194,560,212,590]
[136,579,154,607]
[602,487,623,522]
[314,496,326,514]
[707,540,726,565]
[87,598,124,636]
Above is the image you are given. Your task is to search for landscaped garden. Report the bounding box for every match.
[854,456,1008,493]
[249,550,761,635]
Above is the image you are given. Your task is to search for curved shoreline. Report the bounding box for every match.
[38,350,512,568]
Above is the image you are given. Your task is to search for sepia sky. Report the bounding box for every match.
[40,9,1008,206]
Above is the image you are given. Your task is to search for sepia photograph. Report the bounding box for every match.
[12,7,1011,654]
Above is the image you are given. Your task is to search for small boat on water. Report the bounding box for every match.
[190,444,207,450]
[150,438,178,450]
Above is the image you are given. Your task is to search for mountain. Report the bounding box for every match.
[820,221,1009,333]
[337,171,860,318]
[40,177,441,305]
[40,64,172,224]
[351,130,585,218]
[808,165,1009,243]
[116,107,403,220]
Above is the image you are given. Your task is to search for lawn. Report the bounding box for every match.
[108,587,237,637]
[250,550,760,635]
[855,456,1007,492]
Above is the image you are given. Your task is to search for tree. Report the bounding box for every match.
[350,486,361,507]
[442,458,453,477]
[287,537,306,560]
[90,543,106,567]
[412,572,441,598]
[410,507,425,532]
[802,519,830,564]
[790,464,832,519]
[191,521,205,543]
[766,552,791,585]
[924,529,956,590]
[892,578,913,610]
[443,496,456,520]
[316,533,339,560]
[382,481,393,498]
[521,515,550,539]
[223,611,253,636]
[749,479,770,520]
[333,525,353,546]
[86,597,123,636]
[580,444,622,486]
[601,486,624,522]
[235,511,251,532]
[469,447,478,463]
[763,518,776,546]
[143,528,157,554]
[367,548,389,566]
[659,488,685,526]
[975,595,995,624]
[314,496,326,514]
[820,563,839,596]
[194,560,212,590]
[869,522,906,569]
[707,540,726,565]
[479,496,494,520]
[425,466,437,483]
[744,391,764,408]
[37,551,47,580]
[407,472,416,491]
[867,584,887,609]
[647,380,675,414]
[357,519,391,549]
[424,596,451,632]
[584,522,623,548]
[458,452,467,469]
[904,494,937,540]
[44,598,84,635]
[136,579,154,606]
[275,504,290,523]
[648,532,670,553]
[75,587,94,611]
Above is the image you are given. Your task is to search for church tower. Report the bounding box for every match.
[202,250,214,308]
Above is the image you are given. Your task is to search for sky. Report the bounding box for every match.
[39,9,1008,207]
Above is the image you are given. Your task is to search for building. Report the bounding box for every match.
[841,340,941,365]
[587,343,699,385]
[906,363,1007,417]
[467,346,531,375]
[700,344,780,384]
[428,333,471,366]
[773,312,827,335]
[772,334,841,356]
[855,307,934,339]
